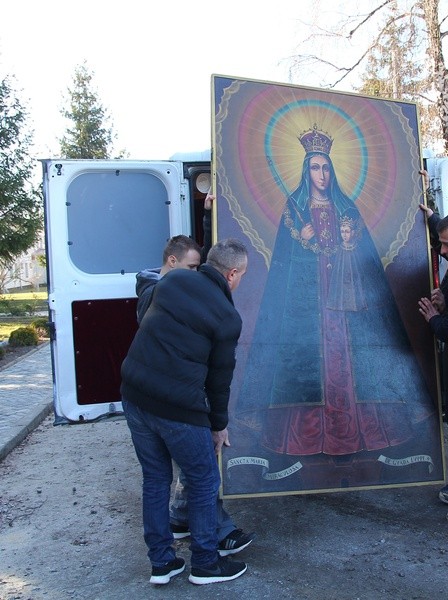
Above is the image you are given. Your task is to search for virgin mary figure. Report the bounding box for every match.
[236,124,433,457]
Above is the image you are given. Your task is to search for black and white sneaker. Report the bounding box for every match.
[150,557,185,584]
[170,522,191,539]
[189,556,247,585]
[439,484,448,504]
[218,529,255,556]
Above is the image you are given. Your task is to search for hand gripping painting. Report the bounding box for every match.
[212,75,446,498]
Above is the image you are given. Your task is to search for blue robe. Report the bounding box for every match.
[236,195,433,455]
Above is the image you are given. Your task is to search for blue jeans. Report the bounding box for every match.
[170,470,236,541]
[122,400,220,568]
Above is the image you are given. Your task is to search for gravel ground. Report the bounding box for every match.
[0,415,447,600]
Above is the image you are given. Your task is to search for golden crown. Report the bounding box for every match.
[298,124,333,155]
[340,215,357,229]
[339,208,362,236]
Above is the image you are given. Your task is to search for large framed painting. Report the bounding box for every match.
[212,74,446,498]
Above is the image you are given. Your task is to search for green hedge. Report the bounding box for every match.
[8,327,39,347]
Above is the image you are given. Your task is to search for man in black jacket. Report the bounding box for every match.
[135,192,213,325]
[121,239,249,585]
[135,201,254,556]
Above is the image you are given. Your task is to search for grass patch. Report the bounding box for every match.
[0,292,48,342]
[3,292,47,300]
[0,292,48,317]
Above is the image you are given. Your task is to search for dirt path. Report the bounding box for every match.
[1,415,447,600]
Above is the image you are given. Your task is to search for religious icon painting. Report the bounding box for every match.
[212,74,446,498]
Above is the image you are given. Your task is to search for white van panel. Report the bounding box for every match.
[42,159,200,422]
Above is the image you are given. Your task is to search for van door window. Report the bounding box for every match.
[66,171,170,274]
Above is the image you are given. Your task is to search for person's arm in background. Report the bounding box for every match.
[200,193,214,264]
[419,169,447,311]
[419,296,448,341]
[419,169,441,250]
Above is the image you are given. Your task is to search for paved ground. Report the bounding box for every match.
[0,342,52,461]
[1,344,448,600]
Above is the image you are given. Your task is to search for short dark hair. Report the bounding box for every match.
[162,235,201,264]
[206,238,248,273]
[436,216,448,235]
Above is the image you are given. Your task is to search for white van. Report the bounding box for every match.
[42,152,211,423]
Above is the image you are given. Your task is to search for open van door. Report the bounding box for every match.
[42,157,210,423]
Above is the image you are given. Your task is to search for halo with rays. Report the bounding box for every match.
[216,78,421,265]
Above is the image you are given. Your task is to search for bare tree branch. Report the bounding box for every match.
[348,0,395,38]
[329,12,420,87]
[288,1,446,149]
[291,5,424,88]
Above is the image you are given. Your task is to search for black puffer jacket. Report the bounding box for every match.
[135,268,161,325]
[120,264,242,431]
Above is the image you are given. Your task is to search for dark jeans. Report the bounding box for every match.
[122,400,220,567]
[170,469,236,541]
